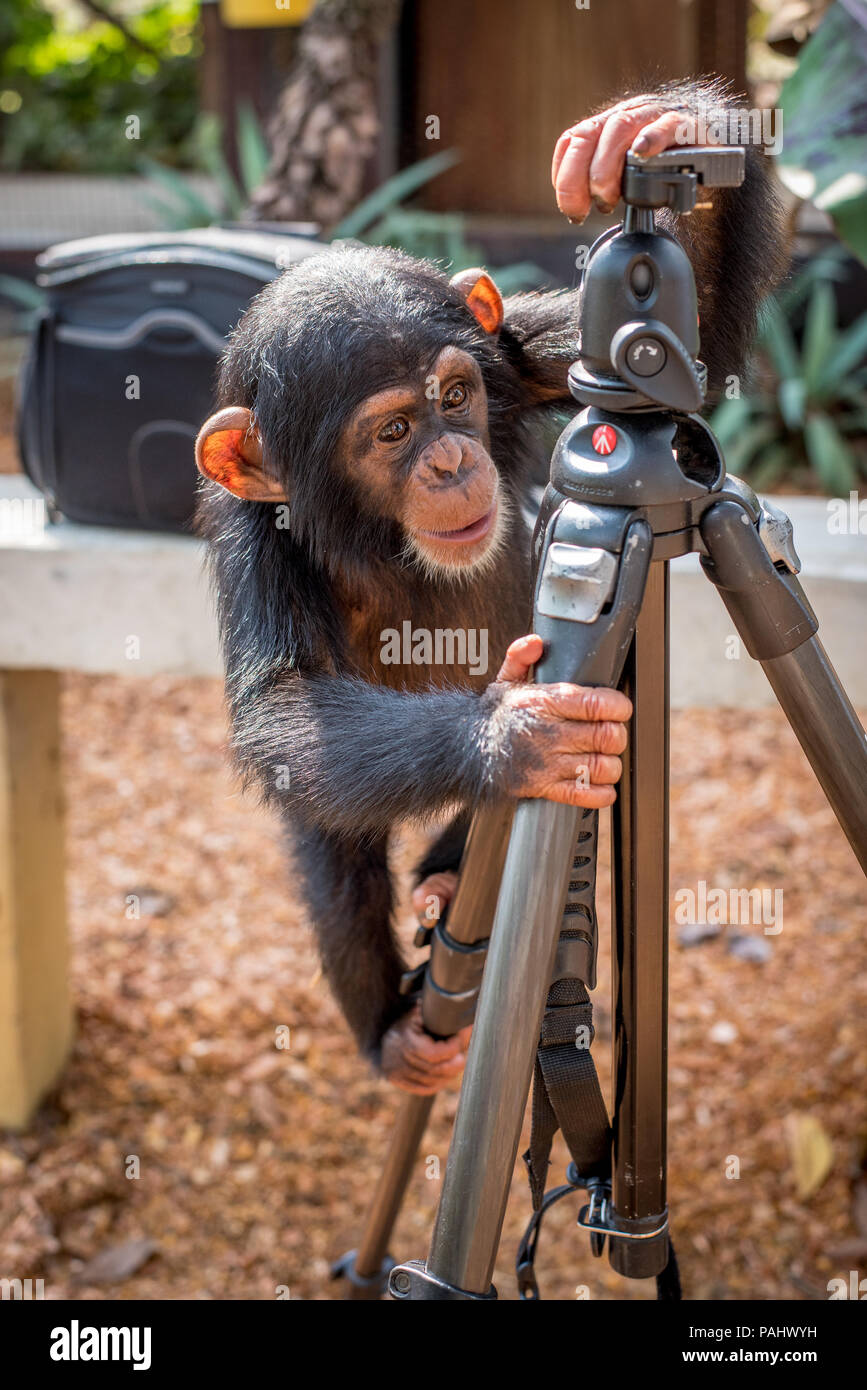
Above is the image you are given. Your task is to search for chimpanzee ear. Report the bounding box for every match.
[195,407,287,502]
[449,268,504,336]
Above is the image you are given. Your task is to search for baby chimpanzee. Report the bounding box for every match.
[197,82,782,1092]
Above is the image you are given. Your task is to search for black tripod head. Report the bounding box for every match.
[569,145,745,414]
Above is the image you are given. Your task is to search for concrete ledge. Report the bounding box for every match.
[0,477,219,678]
[0,477,864,705]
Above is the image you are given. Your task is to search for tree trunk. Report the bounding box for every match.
[248,0,401,228]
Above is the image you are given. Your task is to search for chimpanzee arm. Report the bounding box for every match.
[288,818,411,1063]
[414,811,472,883]
[234,674,501,839]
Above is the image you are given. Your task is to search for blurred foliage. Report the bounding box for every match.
[143,135,549,293]
[330,149,547,291]
[0,0,201,173]
[138,104,270,224]
[777,1,867,265]
[359,208,549,294]
[0,272,45,333]
[711,250,867,494]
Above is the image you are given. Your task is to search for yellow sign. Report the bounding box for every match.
[220,0,314,28]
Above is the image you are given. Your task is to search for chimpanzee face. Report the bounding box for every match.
[337,345,508,579]
[195,259,511,584]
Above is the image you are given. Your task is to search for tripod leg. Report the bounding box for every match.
[608,560,671,1277]
[423,798,583,1295]
[387,515,654,1300]
[334,802,515,1298]
[702,501,867,871]
[333,1094,435,1299]
[759,641,866,867]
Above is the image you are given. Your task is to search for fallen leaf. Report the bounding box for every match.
[726,934,773,964]
[785,1114,834,1200]
[74,1238,157,1285]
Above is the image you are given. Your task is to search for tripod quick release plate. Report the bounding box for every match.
[623,145,745,213]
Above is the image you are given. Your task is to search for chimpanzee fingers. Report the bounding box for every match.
[552,780,618,810]
[395,1054,466,1092]
[552,118,604,223]
[390,1072,443,1096]
[403,1031,466,1065]
[412,871,457,924]
[551,130,574,185]
[552,752,623,787]
[630,110,693,158]
[587,102,668,209]
[552,718,629,757]
[497,634,544,682]
[519,752,622,805]
[541,683,633,725]
[417,1052,467,1079]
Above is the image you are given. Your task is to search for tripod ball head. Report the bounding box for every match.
[569,146,746,414]
[570,225,705,413]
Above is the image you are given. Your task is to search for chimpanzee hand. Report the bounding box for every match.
[552,95,700,221]
[488,635,632,809]
[380,1000,472,1096]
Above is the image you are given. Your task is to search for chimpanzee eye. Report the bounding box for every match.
[442,382,468,410]
[377,417,409,443]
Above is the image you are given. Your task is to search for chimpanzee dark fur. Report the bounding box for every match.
[198,80,784,1064]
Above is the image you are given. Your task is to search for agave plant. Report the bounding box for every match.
[710,256,867,494]
[138,102,271,228]
[140,133,548,292]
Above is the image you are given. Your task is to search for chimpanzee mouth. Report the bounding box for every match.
[419,504,497,545]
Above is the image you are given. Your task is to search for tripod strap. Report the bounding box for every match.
[523,976,611,1209]
[521,977,683,1302]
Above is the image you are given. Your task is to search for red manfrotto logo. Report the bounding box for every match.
[591,424,617,455]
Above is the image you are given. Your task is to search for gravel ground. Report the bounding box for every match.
[0,673,864,1302]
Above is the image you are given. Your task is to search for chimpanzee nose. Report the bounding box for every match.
[420,434,464,480]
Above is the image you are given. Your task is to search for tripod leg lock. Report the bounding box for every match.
[389,1260,497,1301]
[758,498,801,574]
[700,500,818,660]
[406,922,490,1037]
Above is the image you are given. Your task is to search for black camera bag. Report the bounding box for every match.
[17,226,320,531]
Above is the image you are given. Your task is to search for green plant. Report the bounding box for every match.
[0,0,200,174]
[777,1,867,266]
[138,103,271,227]
[710,260,867,494]
[0,273,44,332]
[353,208,548,293]
[142,137,549,292]
[329,151,547,288]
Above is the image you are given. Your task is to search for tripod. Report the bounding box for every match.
[333,147,867,1301]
